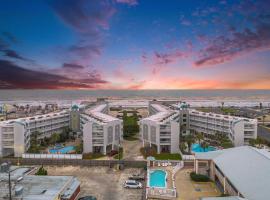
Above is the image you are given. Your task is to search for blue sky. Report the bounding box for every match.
[0,0,270,89]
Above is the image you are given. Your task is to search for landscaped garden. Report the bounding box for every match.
[27,127,82,154]
[140,146,182,160]
[122,110,140,140]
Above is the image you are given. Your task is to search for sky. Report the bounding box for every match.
[0,0,270,89]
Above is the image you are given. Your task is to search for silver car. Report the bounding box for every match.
[123,180,142,189]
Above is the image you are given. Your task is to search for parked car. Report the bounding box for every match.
[78,196,97,200]
[129,173,145,181]
[123,180,142,189]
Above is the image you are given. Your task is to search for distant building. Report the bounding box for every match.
[195,146,270,200]
[0,165,80,200]
[140,103,180,153]
[0,111,70,157]
[80,103,123,155]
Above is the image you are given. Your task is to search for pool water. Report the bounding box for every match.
[192,143,216,152]
[149,170,166,188]
[49,146,75,154]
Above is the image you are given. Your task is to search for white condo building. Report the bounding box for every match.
[140,104,180,154]
[187,110,257,146]
[0,111,70,157]
[80,104,123,155]
[140,102,257,154]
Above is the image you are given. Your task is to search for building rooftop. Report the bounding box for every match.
[84,104,120,124]
[201,197,246,200]
[189,109,257,123]
[142,104,178,123]
[0,166,79,200]
[195,146,270,200]
[0,110,69,126]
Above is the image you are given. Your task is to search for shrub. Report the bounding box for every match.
[113,147,123,159]
[35,166,47,176]
[190,172,209,182]
[82,153,105,160]
[107,150,118,157]
[154,153,182,160]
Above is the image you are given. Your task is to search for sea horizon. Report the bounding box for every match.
[1,89,270,107]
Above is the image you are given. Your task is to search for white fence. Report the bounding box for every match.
[182,154,195,160]
[22,153,82,159]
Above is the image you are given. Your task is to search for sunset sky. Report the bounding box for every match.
[0,0,270,89]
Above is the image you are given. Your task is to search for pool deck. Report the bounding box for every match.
[175,168,220,200]
[146,161,183,199]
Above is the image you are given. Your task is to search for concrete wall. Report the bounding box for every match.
[233,121,244,146]
[14,123,26,157]
[83,121,93,153]
[170,121,180,153]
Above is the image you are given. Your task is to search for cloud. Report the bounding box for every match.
[115,0,138,6]
[1,49,30,61]
[0,59,108,89]
[68,43,102,59]
[49,0,116,60]
[62,63,84,70]
[194,22,270,67]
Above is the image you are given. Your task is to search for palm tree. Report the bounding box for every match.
[201,142,209,152]
[196,132,204,145]
[51,133,60,145]
[185,134,195,153]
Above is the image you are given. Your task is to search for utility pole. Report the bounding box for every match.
[8,170,12,200]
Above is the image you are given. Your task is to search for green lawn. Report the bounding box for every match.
[123,136,138,141]
[154,153,182,160]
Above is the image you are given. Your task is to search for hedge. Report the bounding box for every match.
[190,172,209,182]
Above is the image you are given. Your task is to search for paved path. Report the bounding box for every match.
[122,134,144,161]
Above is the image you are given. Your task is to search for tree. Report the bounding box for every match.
[185,134,195,153]
[201,142,209,152]
[196,133,204,145]
[35,166,47,176]
[249,138,257,147]
[51,133,60,145]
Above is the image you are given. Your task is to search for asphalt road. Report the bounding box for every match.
[258,125,270,142]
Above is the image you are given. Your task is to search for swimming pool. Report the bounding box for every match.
[49,146,75,154]
[192,143,216,152]
[149,170,167,188]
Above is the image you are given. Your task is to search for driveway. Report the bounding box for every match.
[122,134,144,161]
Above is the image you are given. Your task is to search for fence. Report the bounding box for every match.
[22,153,82,159]
[0,158,147,168]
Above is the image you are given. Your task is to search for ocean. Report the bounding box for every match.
[0,89,270,107]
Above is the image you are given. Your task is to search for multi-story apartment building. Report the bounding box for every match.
[0,111,70,157]
[141,102,257,154]
[186,109,257,146]
[80,103,123,155]
[140,104,180,153]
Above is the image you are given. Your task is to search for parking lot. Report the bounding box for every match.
[45,166,145,200]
